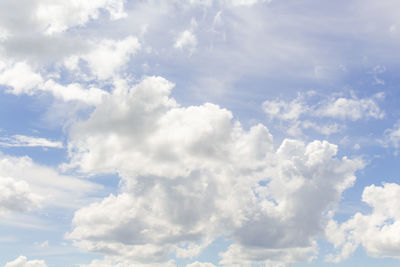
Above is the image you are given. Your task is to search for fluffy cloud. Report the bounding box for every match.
[0,0,126,36]
[0,36,139,104]
[0,62,43,95]
[0,0,128,67]
[79,36,141,80]
[0,177,40,215]
[66,76,363,266]
[4,256,47,267]
[0,61,109,105]
[317,93,385,121]
[36,0,127,34]
[42,80,109,105]
[326,183,400,262]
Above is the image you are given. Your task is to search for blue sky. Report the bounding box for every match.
[1,0,400,266]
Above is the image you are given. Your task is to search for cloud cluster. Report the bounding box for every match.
[5,256,47,267]
[65,76,364,266]
[262,91,385,136]
[326,183,400,262]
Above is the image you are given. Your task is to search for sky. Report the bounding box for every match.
[1,0,400,266]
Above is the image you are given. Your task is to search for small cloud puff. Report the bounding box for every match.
[5,256,47,267]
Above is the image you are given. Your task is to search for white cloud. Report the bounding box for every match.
[0,61,109,105]
[186,262,216,267]
[5,256,47,267]
[80,258,176,267]
[317,93,385,121]
[36,0,127,34]
[301,121,341,135]
[65,76,364,266]
[0,27,9,41]
[384,120,400,150]
[326,183,400,262]
[262,92,384,136]
[81,36,141,80]
[262,94,307,121]
[0,176,40,215]
[263,92,384,122]
[0,62,43,95]
[0,135,63,148]
[175,30,198,54]
[188,0,213,6]
[229,0,269,6]
[0,153,102,209]
[219,243,317,267]
[43,80,109,105]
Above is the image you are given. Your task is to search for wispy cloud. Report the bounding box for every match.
[0,135,63,148]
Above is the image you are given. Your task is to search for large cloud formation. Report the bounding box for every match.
[66,76,364,266]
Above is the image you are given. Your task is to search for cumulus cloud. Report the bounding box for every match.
[0,177,40,215]
[0,135,63,148]
[65,76,364,266]
[5,256,47,267]
[326,183,400,262]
